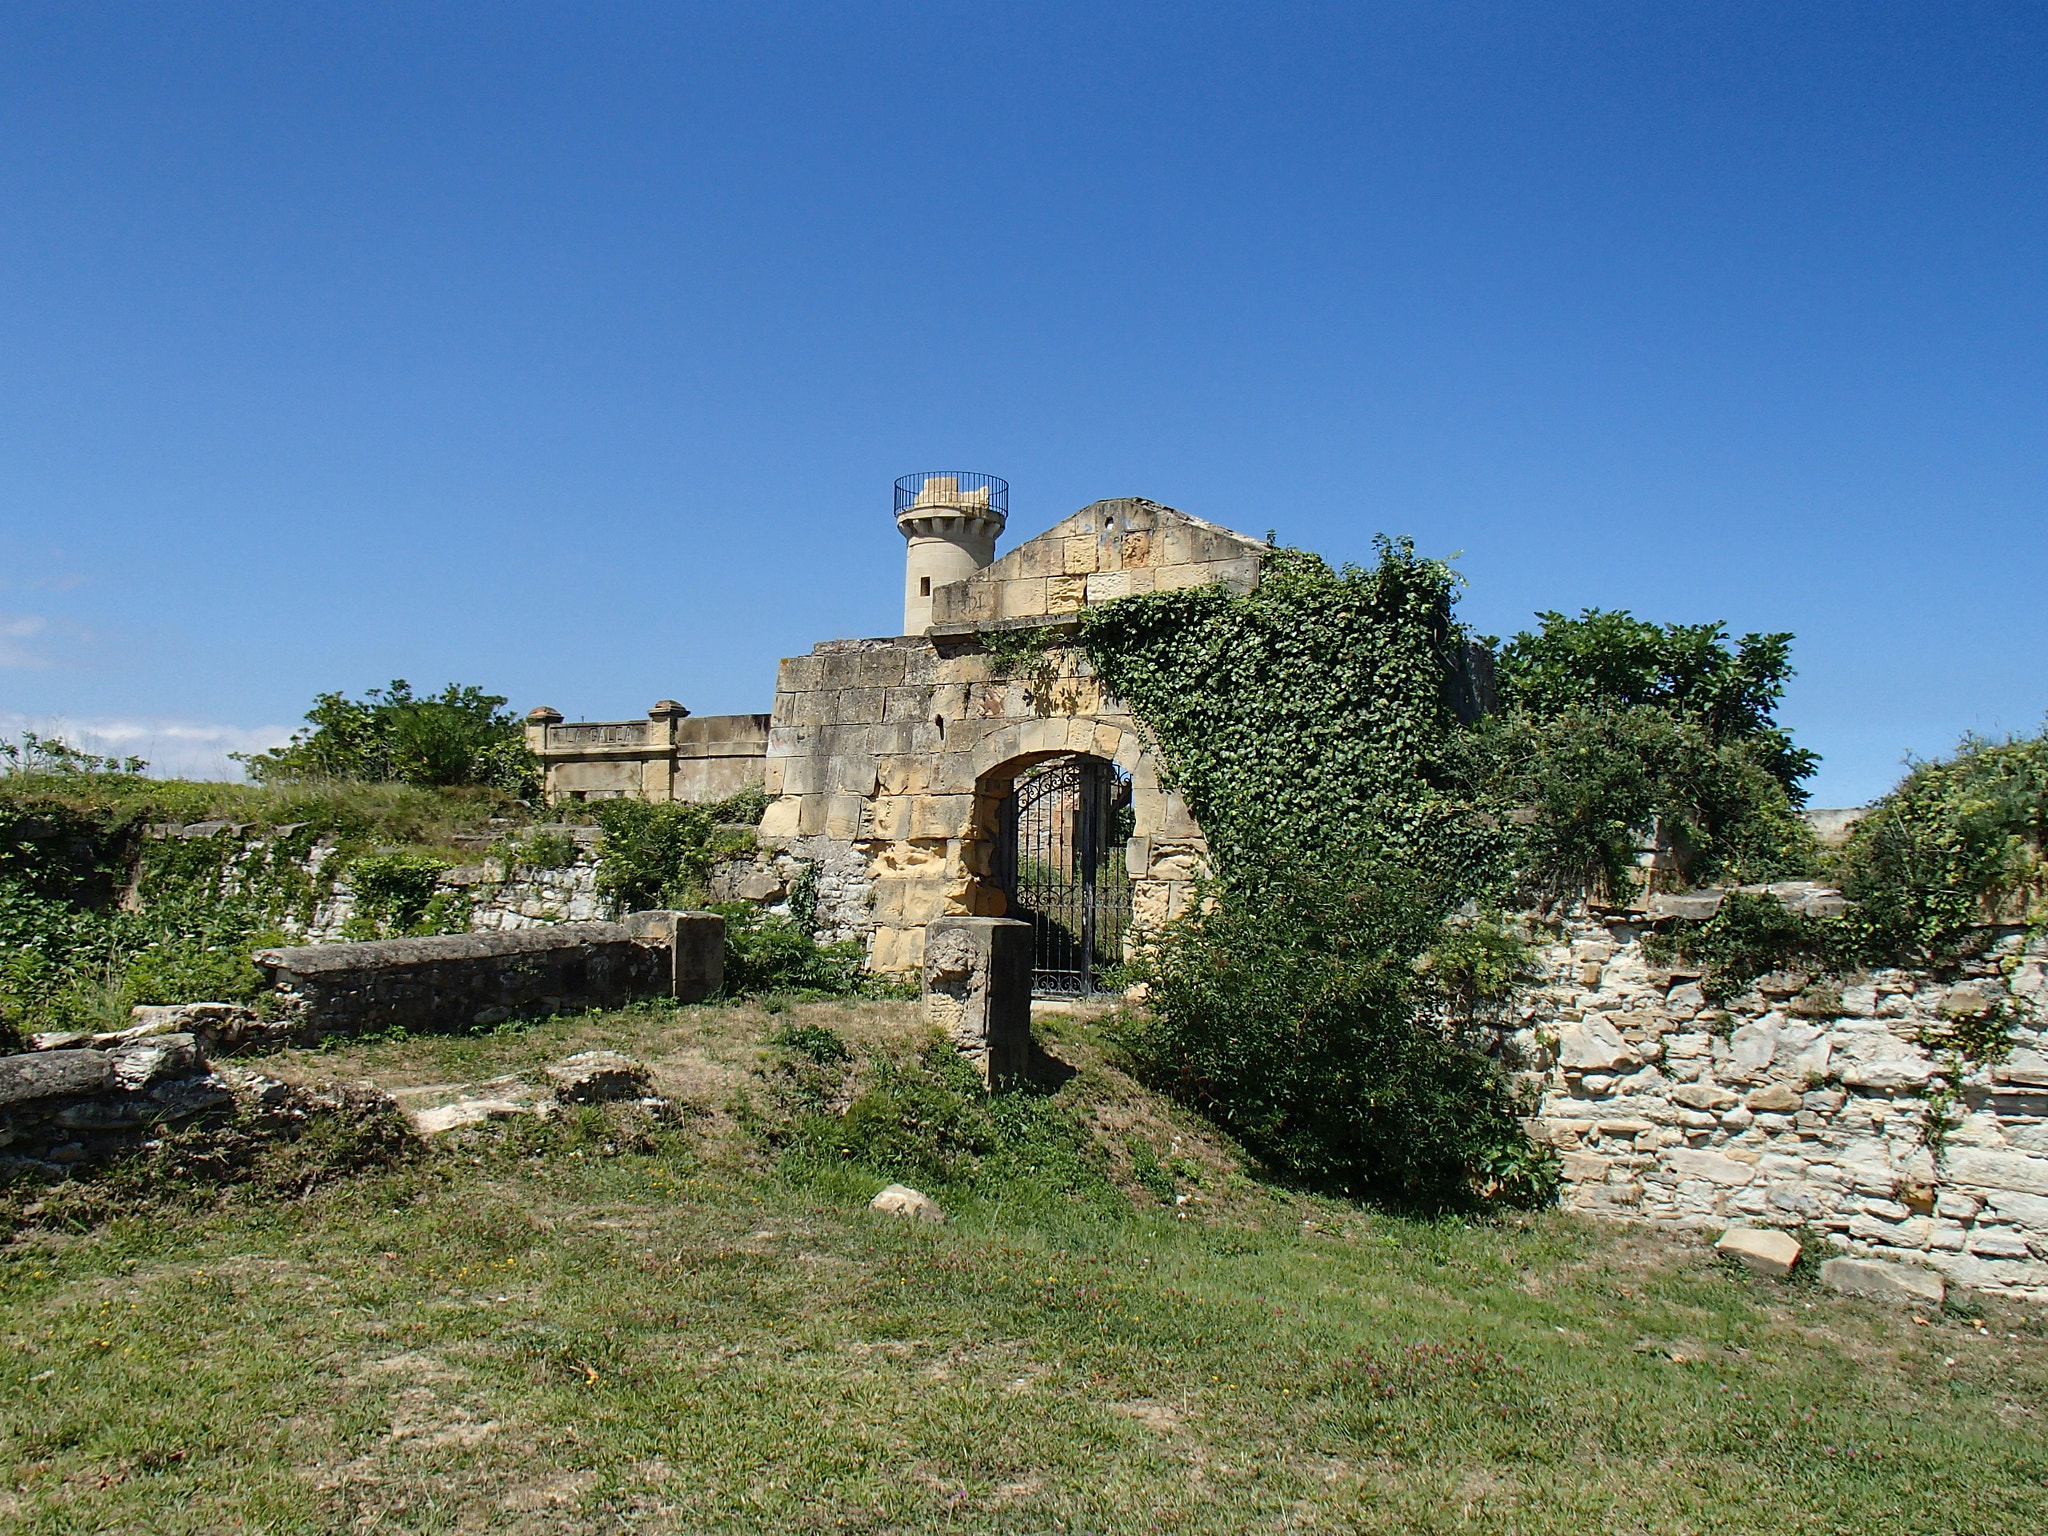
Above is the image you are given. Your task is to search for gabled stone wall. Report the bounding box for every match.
[1513,911,2048,1297]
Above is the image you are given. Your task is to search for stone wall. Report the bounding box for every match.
[1510,905,2048,1298]
[926,498,1263,626]
[254,911,723,1038]
[755,630,1209,973]
[523,702,770,804]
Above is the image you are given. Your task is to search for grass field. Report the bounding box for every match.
[3,998,2045,1533]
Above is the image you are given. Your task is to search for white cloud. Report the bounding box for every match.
[0,614,51,667]
[0,711,295,781]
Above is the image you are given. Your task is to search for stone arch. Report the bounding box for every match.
[957,715,1200,947]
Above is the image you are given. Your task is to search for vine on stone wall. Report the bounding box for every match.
[1078,538,1493,892]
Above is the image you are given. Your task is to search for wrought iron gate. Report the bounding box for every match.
[993,756,1133,997]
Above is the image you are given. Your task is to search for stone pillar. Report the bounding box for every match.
[625,909,726,1002]
[646,700,690,803]
[922,916,1032,1086]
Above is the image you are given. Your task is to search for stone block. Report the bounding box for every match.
[1085,571,1131,603]
[1558,1018,1638,1073]
[870,1183,945,1223]
[1948,1148,2048,1196]
[1666,1149,1754,1186]
[1819,1256,1945,1307]
[825,794,866,840]
[910,795,976,840]
[0,1049,114,1108]
[1746,1083,1802,1113]
[1716,1226,1802,1279]
[758,796,803,842]
[545,1051,653,1103]
[1671,1081,1737,1111]
[1047,575,1088,611]
[922,917,1033,1086]
[1000,578,1048,618]
[1061,536,1099,574]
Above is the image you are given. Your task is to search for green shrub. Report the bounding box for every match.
[1644,889,1840,1003]
[1117,854,1548,1212]
[1080,539,1494,895]
[509,829,579,870]
[773,1037,1122,1220]
[237,680,540,796]
[714,904,869,997]
[1834,729,2048,963]
[590,789,766,912]
[342,850,465,939]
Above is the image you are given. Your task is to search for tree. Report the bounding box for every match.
[1460,609,1820,900]
[237,681,539,795]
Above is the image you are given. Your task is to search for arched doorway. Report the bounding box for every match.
[990,754,1133,997]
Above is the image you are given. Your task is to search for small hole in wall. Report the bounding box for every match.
[919,576,931,596]
[934,715,945,739]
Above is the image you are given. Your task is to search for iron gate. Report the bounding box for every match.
[993,756,1133,997]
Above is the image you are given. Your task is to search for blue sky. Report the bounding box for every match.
[1,3,2042,803]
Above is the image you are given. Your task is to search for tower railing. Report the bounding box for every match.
[894,471,1009,519]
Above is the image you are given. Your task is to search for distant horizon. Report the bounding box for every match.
[4,4,2042,806]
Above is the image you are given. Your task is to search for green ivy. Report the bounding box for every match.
[1079,538,1491,892]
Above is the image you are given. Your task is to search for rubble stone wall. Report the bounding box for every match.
[1513,910,2048,1298]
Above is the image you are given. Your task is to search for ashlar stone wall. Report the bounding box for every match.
[1513,908,2048,1298]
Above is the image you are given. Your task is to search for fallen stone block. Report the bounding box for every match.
[1819,1256,1945,1307]
[411,1099,537,1136]
[545,1051,653,1103]
[869,1183,944,1223]
[1716,1226,1802,1279]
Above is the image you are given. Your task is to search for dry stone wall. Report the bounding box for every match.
[1509,909,2048,1298]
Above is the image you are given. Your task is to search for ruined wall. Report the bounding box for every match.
[926,497,1263,625]
[1511,905,2048,1298]
[255,912,722,1038]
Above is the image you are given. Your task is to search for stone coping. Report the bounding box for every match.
[255,922,643,975]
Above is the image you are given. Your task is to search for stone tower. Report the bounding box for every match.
[896,472,1007,634]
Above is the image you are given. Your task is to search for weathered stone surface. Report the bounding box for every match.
[1717,1226,1802,1279]
[1819,1256,1946,1307]
[1558,1018,1637,1073]
[412,1099,536,1135]
[1671,1082,1738,1111]
[1745,1083,1802,1114]
[109,1034,199,1091]
[256,912,722,1039]
[544,1052,652,1103]
[869,1183,945,1223]
[1667,1149,1754,1186]
[0,1050,113,1108]
[922,917,1033,1086]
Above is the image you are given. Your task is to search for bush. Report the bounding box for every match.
[342,850,467,939]
[1834,729,2048,963]
[1117,854,1550,1212]
[1644,889,1840,1004]
[713,904,869,997]
[590,789,766,911]
[237,680,540,796]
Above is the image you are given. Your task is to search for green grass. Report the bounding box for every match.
[3,1000,2045,1533]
